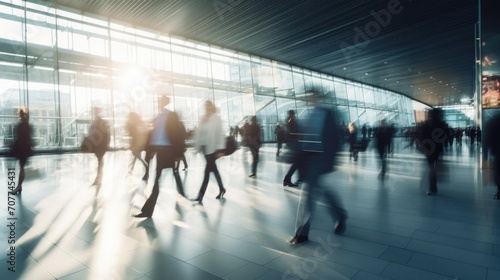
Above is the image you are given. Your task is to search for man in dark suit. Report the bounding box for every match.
[290,91,347,245]
[416,109,448,195]
[134,96,186,218]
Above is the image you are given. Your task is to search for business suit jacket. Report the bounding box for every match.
[147,109,186,169]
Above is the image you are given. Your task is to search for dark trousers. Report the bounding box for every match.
[284,161,298,183]
[140,147,184,215]
[427,156,438,193]
[276,140,283,156]
[249,147,259,174]
[197,153,224,200]
[377,146,387,176]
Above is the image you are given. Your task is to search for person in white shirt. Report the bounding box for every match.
[192,100,226,202]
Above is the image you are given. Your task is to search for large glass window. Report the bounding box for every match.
[0,0,421,152]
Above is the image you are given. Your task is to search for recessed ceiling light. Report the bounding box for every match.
[343,67,347,70]
[384,78,388,80]
[365,73,368,75]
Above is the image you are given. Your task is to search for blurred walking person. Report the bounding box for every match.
[417,109,448,195]
[290,91,347,245]
[247,116,261,178]
[347,122,358,160]
[134,96,186,218]
[374,119,391,180]
[126,112,148,175]
[85,107,110,186]
[9,108,34,195]
[192,100,226,202]
[274,123,285,156]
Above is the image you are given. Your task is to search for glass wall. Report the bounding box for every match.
[0,0,419,152]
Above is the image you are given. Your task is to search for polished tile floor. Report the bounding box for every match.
[1,139,499,280]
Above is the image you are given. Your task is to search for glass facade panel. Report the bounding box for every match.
[0,0,423,152]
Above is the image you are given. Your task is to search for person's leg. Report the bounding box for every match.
[9,158,26,194]
[427,157,438,195]
[136,169,162,217]
[249,147,259,176]
[142,148,154,181]
[172,168,185,197]
[284,161,299,186]
[182,154,188,169]
[377,147,386,178]
[292,181,314,242]
[129,151,137,174]
[138,152,148,170]
[196,154,212,201]
[93,154,104,185]
[321,182,347,233]
[211,156,225,198]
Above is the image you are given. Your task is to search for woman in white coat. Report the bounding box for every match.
[193,100,226,202]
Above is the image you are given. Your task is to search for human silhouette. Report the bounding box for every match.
[283,110,300,187]
[347,122,358,161]
[274,123,285,156]
[88,107,110,186]
[134,96,186,218]
[374,119,391,180]
[126,112,148,175]
[290,91,347,245]
[416,109,448,195]
[247,116,261,178]
[9,108,33,195]
[192,100,226,202]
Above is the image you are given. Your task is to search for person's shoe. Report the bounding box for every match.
[248,173,256,178]
[289,235,308,245]
[283,181,298,187]
[335,220,346,234]
[9,186,22,195]
[133,212,152,218]
[216,189,226,199]
[493,192,500,200]
[426,191,437,196]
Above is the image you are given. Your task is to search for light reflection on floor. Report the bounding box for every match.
[1,140,499,280]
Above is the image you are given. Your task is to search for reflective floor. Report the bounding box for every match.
[1,139,499,280]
